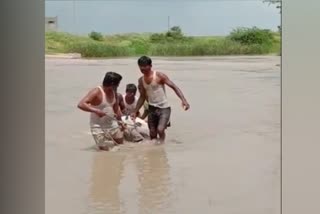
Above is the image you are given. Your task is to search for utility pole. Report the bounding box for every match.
[73,0,76,33]
[167,16,170,32]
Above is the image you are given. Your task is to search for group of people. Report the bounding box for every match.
[77,56,190,151]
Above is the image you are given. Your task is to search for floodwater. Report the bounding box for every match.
[46,56,281,214]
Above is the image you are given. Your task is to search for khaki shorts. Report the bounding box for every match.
[91,126,123,148]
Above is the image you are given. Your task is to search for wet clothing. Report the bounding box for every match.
[141,71,171,131]
[91,126,123,148]
[142,71,170,109]
[89,86,122,148]
[122,95,138,115]
[148,105,171,132]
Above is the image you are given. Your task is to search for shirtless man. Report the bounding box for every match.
[132,56,190,143]
[77,72,124,151]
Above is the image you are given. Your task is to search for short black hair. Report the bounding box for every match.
[102,72,122,87]
[126,83,137,93]
[137,56,152,66]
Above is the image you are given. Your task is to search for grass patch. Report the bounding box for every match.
[46,27,281,58]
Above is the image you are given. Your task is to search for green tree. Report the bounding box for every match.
[228,27,274,46]
[170,26,182,34]
[263,0,281,13]
[263,0,281,32]
[166,26,184,40]
[89,31,104,41]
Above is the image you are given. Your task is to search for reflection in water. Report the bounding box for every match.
[89,146,170,214]
[88,146,171,214]
[135,146,171,214]
[89,152,125,214]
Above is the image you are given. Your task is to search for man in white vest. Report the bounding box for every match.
[77,72,124,151]
[132,56,190,143]
[118,84,149,142]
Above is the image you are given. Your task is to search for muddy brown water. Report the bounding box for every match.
[46,56,280,214]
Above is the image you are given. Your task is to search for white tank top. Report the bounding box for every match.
[90,86,118,130]
[142,71,170,108]
[122,95,138,115]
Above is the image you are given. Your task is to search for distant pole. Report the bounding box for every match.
[167,16,170,31]
[73,0,76,33]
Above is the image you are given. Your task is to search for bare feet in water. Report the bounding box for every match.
[157,140,165,145]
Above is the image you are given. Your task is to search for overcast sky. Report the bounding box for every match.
[45,0,280,36]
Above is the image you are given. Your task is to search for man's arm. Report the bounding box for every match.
[133,78,147,115]
[113,95,122,120]
[139,101,149,120]
[117,93,125,113]
[77,88,105,116]
[140,109,149,120]
[159,72,190,110]
[113,99,126,130]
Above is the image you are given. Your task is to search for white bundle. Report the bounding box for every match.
[121,116,149,137]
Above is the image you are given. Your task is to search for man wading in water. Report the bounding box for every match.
[132,56,190,143]
[77,72,124,151]
[118,84,149,142]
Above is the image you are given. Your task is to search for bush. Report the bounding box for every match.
[46,29,280,57]
[65,41,134,57]
[166,26,184,40]
[228,27,274,46]
[130,38,150,55]
[149,38,274,56]
[45,32,92,53]
[150,26,189,43]
[89,31,104,41]
[150,33,167,43]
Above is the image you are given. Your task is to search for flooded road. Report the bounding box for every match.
[46,56,280,214]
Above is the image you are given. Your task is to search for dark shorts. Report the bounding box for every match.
[148,105,171,131]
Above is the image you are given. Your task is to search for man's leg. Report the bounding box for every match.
[157,107,171,143]
[147,108,159,141]
[91,127,115,151]
[110,128,124,145]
